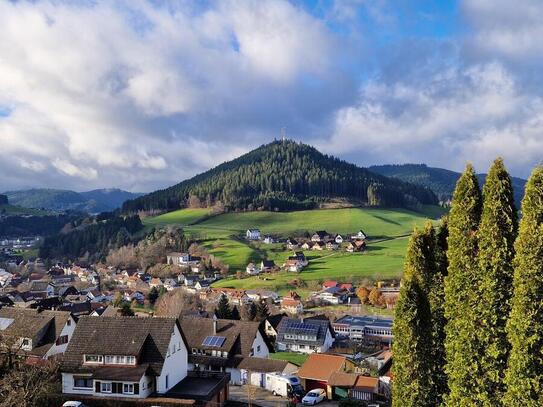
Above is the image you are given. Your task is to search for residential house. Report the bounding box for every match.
[167,252,201,266]
[195,280,211,291]
[312,241,325,251]
[246,229,261,241]
[246,290,279,304]
[346,240,366,253]
[184,275,200,287]
[0,307,75,361]
[210,288,250,306]
[297,354,356,399]
[123,290,145,305]
[301,241,313,250]
[326,241,339,250]
[51,274,76,285]
[262,236,275,244]
[322,281,338,289]
[263,313,286,341]
[289,251,308,266]
[351,230,367,240]
[260,260,276,272]
[179,316,271,385]
[286,238,299,250]
[312,286,349,305]
[29,280,55,298]
[164,278,178,291]
[280,291,303,314]
[284,259,303,273]
[57,286,79,298]
[149,277,164,289]
[246,263,260,276]
[61,316,193,400]
[332,315,393,344]
[311,231,330,242]
[275,317,335,354]
[334,234,344,244]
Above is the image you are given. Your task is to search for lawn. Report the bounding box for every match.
[143,208,213,227]
[269,352,309,366]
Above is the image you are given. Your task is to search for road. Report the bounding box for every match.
[229,385,339,407]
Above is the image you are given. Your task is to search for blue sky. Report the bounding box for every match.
[1,0,542,192]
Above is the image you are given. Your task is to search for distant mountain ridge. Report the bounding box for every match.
[370,164,527,206]
[122,140,438,213]
[4,188,142,213]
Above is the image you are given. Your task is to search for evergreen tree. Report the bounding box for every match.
[231,306,241,320]
[475,158,517,405]
[215,294,232,319]
[444,164,482,406]
[256,300,270,321]
[147,287,159,305]
[504,166,543,406]
[392,229,434,407]
[119,302,134,316]
[431,218,449,403]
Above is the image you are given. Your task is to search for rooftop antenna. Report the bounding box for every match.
[280,127,287,143]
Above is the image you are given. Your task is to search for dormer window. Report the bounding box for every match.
[84,354,103,364]
[104,355,136,365]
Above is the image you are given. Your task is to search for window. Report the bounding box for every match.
[222,351,228,358]
[22,338,30,347]
[56,335,69,345]
[84,355,103,364]
[123,383,134,394]
[67,319,71,326]
[101,382,112,393]
[192,348,197,354]
[256,345,261,353]
[104,355,136,365]
[73,377,93,389]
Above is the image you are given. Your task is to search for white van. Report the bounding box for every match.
[265,373,304,398]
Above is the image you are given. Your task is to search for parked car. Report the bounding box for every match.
[62,402,88,407]
[302,388,326,405]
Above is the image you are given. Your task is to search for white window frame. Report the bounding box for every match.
[101,382,112,393]
[123,383,134,394]
[84,354,103,364]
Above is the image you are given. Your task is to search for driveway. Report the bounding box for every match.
[229,385,339,407]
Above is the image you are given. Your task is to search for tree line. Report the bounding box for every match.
[39,215,143,262]
[122,140,438,213]
[392,159,543,406]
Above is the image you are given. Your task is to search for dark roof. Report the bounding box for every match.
[262,260,275,268]
[266,313,286,330]
[29,280,52,292]
[59,301,92,316]
[238,357,290,373]
[61,316,186,377]
[30,296,63,310]
[0,307,71,357]
[179,318,262,358]
[276,317,333,346]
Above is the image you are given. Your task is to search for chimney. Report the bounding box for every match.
[213,314,218,334]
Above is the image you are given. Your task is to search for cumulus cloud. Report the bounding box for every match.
[0,0,542,193]
[0,0,346,191]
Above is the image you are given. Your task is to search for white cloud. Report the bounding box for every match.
[324,63,543,176]
[0,0,341,191]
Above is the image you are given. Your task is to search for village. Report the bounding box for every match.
[0,225,397,407]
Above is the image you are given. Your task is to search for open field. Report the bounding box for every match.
[144,206,446,294]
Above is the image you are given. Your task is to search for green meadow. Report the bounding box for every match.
[144,206,446,295]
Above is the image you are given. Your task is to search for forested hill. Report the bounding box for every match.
[370,163,527,206]
[123,140,438,213]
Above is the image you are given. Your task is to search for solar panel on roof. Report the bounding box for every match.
[202,335,226,347]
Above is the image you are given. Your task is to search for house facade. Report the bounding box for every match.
[275,317,334,354]
[246,229,261,240]
[0,307,76,361]
[180,317,270,385]
[61,316,189,399]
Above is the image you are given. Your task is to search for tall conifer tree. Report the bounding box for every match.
[392,229,434,407]
[475,158,517,405]
[444,164,482,406]
[504,166,543,405]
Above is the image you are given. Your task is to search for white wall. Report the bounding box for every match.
[251,331,269,358]
[157,324,188,394]
[61,372,149,399]
[45,315,76,359]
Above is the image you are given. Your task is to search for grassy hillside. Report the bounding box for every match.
[144,206,445,295]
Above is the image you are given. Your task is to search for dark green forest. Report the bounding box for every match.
[123,140,438,213]
[39,215,143,261]
[0,213,81,237]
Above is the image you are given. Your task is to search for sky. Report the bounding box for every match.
[1,0,542,192]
